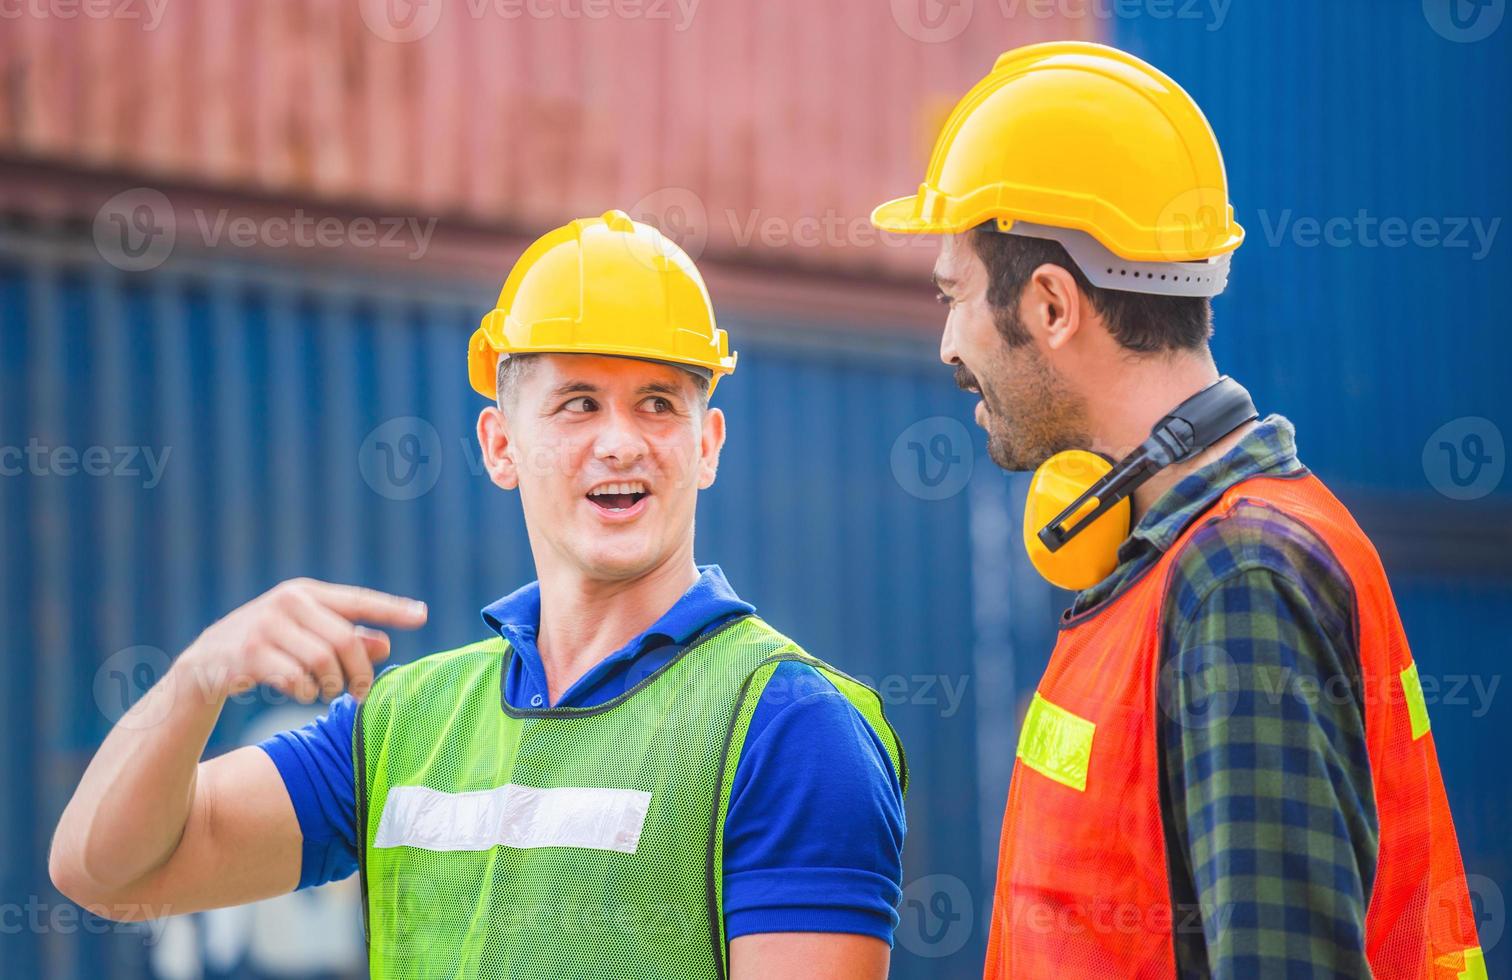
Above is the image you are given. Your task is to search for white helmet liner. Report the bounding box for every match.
[1000,220,1233,298]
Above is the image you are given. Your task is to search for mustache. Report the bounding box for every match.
[954,365,981,394]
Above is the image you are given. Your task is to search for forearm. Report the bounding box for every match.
[51,579,423,918]
[51,653,228,899]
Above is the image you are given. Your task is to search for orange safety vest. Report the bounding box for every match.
[984,472,1484,979]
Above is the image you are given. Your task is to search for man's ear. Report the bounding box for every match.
[1023,262,1085,352]
[477,404,519,491]
[697,406,727,490]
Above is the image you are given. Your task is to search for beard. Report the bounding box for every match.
[957,344,1089,473]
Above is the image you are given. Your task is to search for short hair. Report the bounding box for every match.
[494,353,712,410]
[968,224,1213,353]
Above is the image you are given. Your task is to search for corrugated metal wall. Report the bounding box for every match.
[1113,6,1512,976]
[0,0,1090,278]
[0,227,991,978]
[4,1,1510,976]
[1114,1,1512,496]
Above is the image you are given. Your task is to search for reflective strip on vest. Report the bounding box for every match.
[1016,692,1095,792]
[1444,946,1488,980]
[373,784,652,854]
[356,617,910,980]
[1401,660,1432,740]
[983,472,1485,980]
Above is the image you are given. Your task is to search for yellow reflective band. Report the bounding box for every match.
[1437,945,1487,980]
[1401,661,1431,741]
[1016,692,1095,792]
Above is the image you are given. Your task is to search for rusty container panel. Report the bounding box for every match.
[0,0,1094,277]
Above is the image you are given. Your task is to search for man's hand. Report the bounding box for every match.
[181,578,428,702]
[50,578,427,919]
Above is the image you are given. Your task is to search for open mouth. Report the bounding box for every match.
[587,480,651,514]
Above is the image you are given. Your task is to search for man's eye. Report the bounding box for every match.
[641,396,675,414]
[563,396,597,413]
[935,291,954,306]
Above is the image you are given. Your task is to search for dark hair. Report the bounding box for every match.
[968,224,1212,353]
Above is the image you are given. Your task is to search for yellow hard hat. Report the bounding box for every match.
[469,209,737,400]
[871,42,1244,272]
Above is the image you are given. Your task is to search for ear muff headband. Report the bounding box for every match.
[1026,376,1258,590]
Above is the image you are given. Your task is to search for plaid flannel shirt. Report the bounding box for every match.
[1069,414,1378,978]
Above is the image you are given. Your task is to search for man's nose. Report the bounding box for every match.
[592,406,649,466]
[940,318,961,367]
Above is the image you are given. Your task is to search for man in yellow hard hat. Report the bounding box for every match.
[51,210,908,979]
[873,42,1483,979]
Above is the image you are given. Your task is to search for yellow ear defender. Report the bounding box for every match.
[1024,377,1258,592]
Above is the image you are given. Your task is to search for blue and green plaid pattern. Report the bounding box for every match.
[1072,415,1377,978]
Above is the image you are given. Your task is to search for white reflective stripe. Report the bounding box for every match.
[373,784,652,854]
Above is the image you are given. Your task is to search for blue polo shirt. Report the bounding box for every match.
[258,565,905,942]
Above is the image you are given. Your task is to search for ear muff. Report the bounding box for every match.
[1020,376,1259,593]
[1023,450,1132,592]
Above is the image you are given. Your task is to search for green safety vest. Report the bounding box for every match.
[354,614,908,980]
